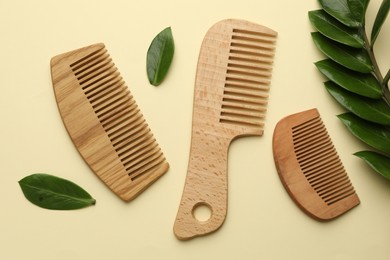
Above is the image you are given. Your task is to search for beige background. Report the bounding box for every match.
[1,0,390,259]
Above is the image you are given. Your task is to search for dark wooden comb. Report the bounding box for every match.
[273,108,360,221]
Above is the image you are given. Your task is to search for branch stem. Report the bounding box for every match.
[384,69,390,86]
[361,27,390,106]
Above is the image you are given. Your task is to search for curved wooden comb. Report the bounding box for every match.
[272,108,360,221]
[173,19,277,240]
[51,43,169,201]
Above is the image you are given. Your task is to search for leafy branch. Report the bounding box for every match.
[309,0,390,179]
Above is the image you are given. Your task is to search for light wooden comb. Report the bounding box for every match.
[50,43,169,201]
[272,108,360,221]
[173,19,277,240]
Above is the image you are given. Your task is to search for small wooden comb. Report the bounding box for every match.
[50,43,169,201]
[272,108,360,221]
[173,19,277,240]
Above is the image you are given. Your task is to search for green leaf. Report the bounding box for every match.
[348,0,370,25]
[18,173,96,210]
[319,0,362,27]
[311,32,372,73]
[325,81,390,125]
[354,150,390,180]
[146,27,175,86]
[309,10,364,48]
[315,59,382,98]
[371,0,390,45]
[338,112,390,155]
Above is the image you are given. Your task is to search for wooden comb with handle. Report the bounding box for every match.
[173,19,277,240]
[273,108,360,221]
[51,43,169,201]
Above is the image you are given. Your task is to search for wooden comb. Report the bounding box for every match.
[50,43,169,201]
[173,19,277,240]
[272,108,360,221]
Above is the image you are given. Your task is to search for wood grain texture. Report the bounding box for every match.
[51,43,169,201]
[173,19,277,240]
[272,108,360,221]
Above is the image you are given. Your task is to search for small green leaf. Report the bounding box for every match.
[315,59,382,98]
[371,0,390,45]
[338,112,390,155]
[146,27,175,86]
[348,0,370,25]
[18,173,96,210]
[354,150,390,180]
[325,81,390,125]
[311,32,372,73]
[309,10,364,48]
[319,0,362,27]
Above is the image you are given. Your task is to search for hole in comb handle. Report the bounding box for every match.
[192,203,213,222]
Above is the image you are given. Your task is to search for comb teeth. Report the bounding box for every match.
[51,43,169,201]
[220,28,276,128]
[69,46,166,181]
[292,116,356,205]
[272,108,359,221]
